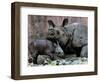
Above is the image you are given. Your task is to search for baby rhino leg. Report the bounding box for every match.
[80,45,88,58]
[29,50,38,64]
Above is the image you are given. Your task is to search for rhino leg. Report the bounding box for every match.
[31,50,38,64]
[28,53,33,63]
[80,45,88,58]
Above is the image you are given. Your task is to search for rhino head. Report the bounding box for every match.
[46,19,70,46]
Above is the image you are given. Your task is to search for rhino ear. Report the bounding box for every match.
[62,18,68,27]
[48,20,55,28]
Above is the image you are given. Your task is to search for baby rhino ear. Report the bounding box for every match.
[48,20,55,28]
[62,18,68,27]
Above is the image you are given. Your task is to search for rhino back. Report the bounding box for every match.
[33,40,53,51]
[64,23,87,47]
[72,24,87,47]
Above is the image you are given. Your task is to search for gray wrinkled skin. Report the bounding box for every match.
[80,45,88,57]
[46,19,88,58]
[65,23,87,47]
[28,39,64,64]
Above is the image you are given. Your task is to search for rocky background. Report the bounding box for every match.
[28,15,88,66]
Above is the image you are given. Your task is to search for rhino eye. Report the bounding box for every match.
[56,30,60,35]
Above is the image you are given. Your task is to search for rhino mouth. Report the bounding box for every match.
[48,30,56,36]
[50,33,55,36]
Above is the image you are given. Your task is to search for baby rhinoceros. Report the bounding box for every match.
[28,39,64,64]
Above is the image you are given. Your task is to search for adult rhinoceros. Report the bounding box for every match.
[46,18,88,58]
